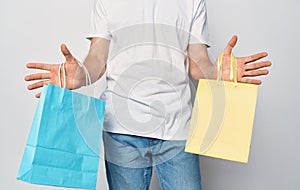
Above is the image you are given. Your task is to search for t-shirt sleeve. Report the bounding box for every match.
[86,0,112,40]
[188,0,210,46]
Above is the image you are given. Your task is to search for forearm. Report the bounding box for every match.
[81,38,110,85]
[83,48,106,84]
[188,44,217,81]
[190,59,217,81]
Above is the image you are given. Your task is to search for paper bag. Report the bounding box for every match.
[185,52,258,163]
[17,62,105,189]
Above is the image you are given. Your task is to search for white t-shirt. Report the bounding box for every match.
[87,0,210,140]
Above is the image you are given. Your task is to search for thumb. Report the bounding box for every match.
[60,43,74,62]
[223,35,238,56]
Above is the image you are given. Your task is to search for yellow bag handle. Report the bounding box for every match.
[217,51,238,86]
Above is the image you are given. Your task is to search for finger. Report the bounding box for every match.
[26,63,54,71]
[245,61,272,71]
[223,35,238,55]
[35,92,41,98]
[244,70,269,77]
[242,52,268,63]
[27,80,50,90]
[25,73,51,81]
[61,44,74,62]
[240,78,262,85]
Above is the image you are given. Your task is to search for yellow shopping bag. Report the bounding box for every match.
[185,52,258,163]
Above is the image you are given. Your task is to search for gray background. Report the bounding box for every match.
[0,0,299,189]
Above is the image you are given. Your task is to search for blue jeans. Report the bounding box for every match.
[103,132,201,190]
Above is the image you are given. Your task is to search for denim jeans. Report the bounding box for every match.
[103,132,201,190]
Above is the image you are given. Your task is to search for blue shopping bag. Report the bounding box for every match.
[17,83,105,189]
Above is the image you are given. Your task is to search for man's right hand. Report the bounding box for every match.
[25,44,85,98]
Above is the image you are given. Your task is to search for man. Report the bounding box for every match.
[25,0,271,189]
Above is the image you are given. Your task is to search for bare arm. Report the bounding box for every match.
[188,43,217,80]
[25,37,110,98]
[83,37,110,83]
[188,35,271,84]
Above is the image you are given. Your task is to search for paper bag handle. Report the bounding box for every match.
[217,51,238,86]
[57,61,92,89]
